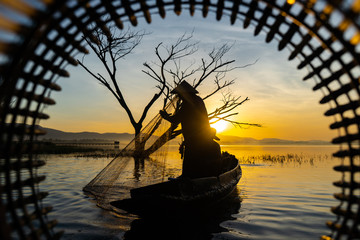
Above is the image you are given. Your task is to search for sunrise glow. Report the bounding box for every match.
[211,120,228,133]
[42,14,335,142]
[287,0,296,4]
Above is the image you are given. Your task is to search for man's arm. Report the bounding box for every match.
[160,109,181,124]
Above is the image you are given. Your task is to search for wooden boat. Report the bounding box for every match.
[111,153,241,210]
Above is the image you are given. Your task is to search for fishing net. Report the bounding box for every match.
[83,97,180,209]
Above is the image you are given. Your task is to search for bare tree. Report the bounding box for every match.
[143,32,260,136]
[141,32,260,155]
[78,28,259,156]
[208,93,261,128]
[142,32,199,108]
[77,26,168,153]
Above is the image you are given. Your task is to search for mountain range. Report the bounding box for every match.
[37,126,331,145]
[37,127,134,142]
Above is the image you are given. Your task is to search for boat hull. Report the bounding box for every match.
[111,156,241,210]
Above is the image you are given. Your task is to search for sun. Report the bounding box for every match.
[210,120,228,133]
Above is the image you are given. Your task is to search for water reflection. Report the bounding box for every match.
[108,150,242,239]
[133,157,145,180]
[117,188,242,240]
[38,145,339,239]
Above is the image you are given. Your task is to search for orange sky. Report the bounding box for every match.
[42,14,336,142]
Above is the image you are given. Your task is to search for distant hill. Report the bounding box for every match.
[217,135,330,145]
[37,126,331,145]
[37,126,134,143]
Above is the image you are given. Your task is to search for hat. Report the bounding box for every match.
[210,127,220,141]
[171,81,199,95]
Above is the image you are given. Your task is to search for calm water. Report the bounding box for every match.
[39,145,340,239]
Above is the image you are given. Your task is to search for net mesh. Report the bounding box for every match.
[83,98,179,209]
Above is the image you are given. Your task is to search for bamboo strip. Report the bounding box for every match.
[3,141,52,155]
[243,1,257,28]
[103,1,124,29]
[60,5,99,45]
[10,192,48,209]
[6,176,46,191]
[230,0,240,25]
[139,0,151,23]
[297,47,325,69]
[30,55,69,77]
[333,149,360,158]
[7,107,50,120]
[330,117,360,129]
[1,0,36,16]
[8,124,47,136]
[332,133,360,144]
[331,206,357,220]
[0,15,26,33]
[42,39,78,66]
[320,83,354,104]
[189,0,195,16]
[13,206,53,229]
[266,4,290,43]
[334,193,360,204]
[216,0,224,21]
[288,34,313,60]
[27,219,58,239]
[279,9,307,50]
[278,22,299,50]
[174,0,182,16]
[302,52,348,81]
[20,73,62,91]
[85,4,112,38]
[52,25,88,54]
[13,89,56,105]
[333,165,360,173]
[156,0,166,18]
[324,100,360,116]
[312,69,343,90]
[0,41,18,55]
[326,221,349,235]
[122,0,138,26]
[254,6,271,36]
[202,0,209,18]
[4,159,46,171]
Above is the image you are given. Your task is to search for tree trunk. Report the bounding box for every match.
[134,125,146,157]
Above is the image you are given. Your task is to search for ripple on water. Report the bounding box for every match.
[37,146,338,239]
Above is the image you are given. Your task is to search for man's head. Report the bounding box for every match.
[171,81,198,99]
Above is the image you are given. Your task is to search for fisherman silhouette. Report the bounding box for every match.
[160,81,222,178]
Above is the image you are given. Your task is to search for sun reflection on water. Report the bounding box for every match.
[38,144,339,239]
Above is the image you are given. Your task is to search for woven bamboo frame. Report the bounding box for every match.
[0,0,359,239]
